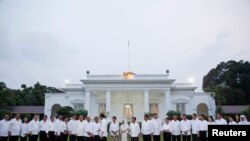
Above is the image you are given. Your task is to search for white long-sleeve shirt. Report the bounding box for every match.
[20,123,29,137]
[228,121,237,125]
[191,119,200,134]
[180,119,191,135]
[170,120,181,136]
[151,118,162,135]
[129,122,140,137]
[54,120,64,136]
[215,118,227,125]
[109,122,119,136]
[0,119,10,137]
[85,121,93,137]
[76,120,86,136]
[92,122,101,136]
[28,120,39,135]
[39,120,48,131]
[161,123,171,133]
[68,119,77,134]
[100,119,107,137]
[46,121,56,133]
[199,120,208,131]
[141,120,152,135]
[9,118,22,136]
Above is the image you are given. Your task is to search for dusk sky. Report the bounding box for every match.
[0,0,249,91]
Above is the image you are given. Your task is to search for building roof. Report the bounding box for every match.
[0,106,44,114]
[221,105,249,113]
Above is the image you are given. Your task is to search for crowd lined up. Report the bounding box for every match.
[0,112,249,141]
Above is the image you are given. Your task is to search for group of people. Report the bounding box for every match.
[0,112,249,141]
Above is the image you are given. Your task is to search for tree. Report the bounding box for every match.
[56,106,74,117]
[75,110,88,117]
[166,110,181,119]
[203,60,250,105]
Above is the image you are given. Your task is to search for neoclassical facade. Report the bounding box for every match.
[44,73,216,121]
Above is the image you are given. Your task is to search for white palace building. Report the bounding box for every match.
[44,72,216,121]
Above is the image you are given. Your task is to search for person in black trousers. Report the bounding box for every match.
[20,117,29,141]
[198,114,207,141]
[162,118,171,141]
[0,114,10,141]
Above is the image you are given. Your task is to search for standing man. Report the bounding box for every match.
[180,114,191,141]
[9,114,22,141]
[171,115,181,141]
[99,113,107,141]
[215,113,227,125]
[190,113,199,141]
[0,114,10,141]
[46,116,56,141]
[76,115,85,141]
[151,113,161,141]
[55,115,64,141]
[39,115,48,141]
[129,117,140,141]
[68,115,77,141]
[109,116,119,141]
[85,116,93,141]
[92,116,101,141]
[198,114,208,141]
[29,114,40,141]
[141,114,152,141]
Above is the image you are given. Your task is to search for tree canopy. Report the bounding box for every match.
[203,60,250,105]
[0,82,62,106]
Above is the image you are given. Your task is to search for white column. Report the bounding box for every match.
[165,89,171,112]
[144,90,149,113]
[106,90,111,114]
[85,90,90,112]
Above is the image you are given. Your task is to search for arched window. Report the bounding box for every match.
[197,103,208,116]
[51,104,61,116]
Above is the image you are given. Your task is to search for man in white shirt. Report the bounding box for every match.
[99,113,107,141]
[129,117,140,141]
[171,115,181,141]
[180,114,191,141]
[68,115,77,141]
[198,114,207,141]
[46,116,56,141]
[214,113,227,125]
[55,115,64,141]
[109,116,119,141]
[190,113,199,141]
[76,115,86,141]
[151,113,161,141]
[141,114,152,141]
[9,114,21,141]
[92,116,101,141]
[85,116,93,141]
[0,113,10,141]
[39,115,48,141]
[29,114,40,141]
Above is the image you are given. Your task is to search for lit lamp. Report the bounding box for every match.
[123,72,135,80]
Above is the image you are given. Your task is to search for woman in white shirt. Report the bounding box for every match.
[238,115,250,125]
[20,117,29,141]
[120,119,129,141]
[228,115,237,125]
[161,117,171,141]
[207,116,214,125]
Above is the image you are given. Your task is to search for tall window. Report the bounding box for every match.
[124,104,133,120]
[150,103,159,114]
[99,103,106,114]
[73,103,84,111]
[176,104,185,114]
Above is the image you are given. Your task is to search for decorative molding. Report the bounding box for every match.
[172,98,189,104]
[70,98,84,104]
